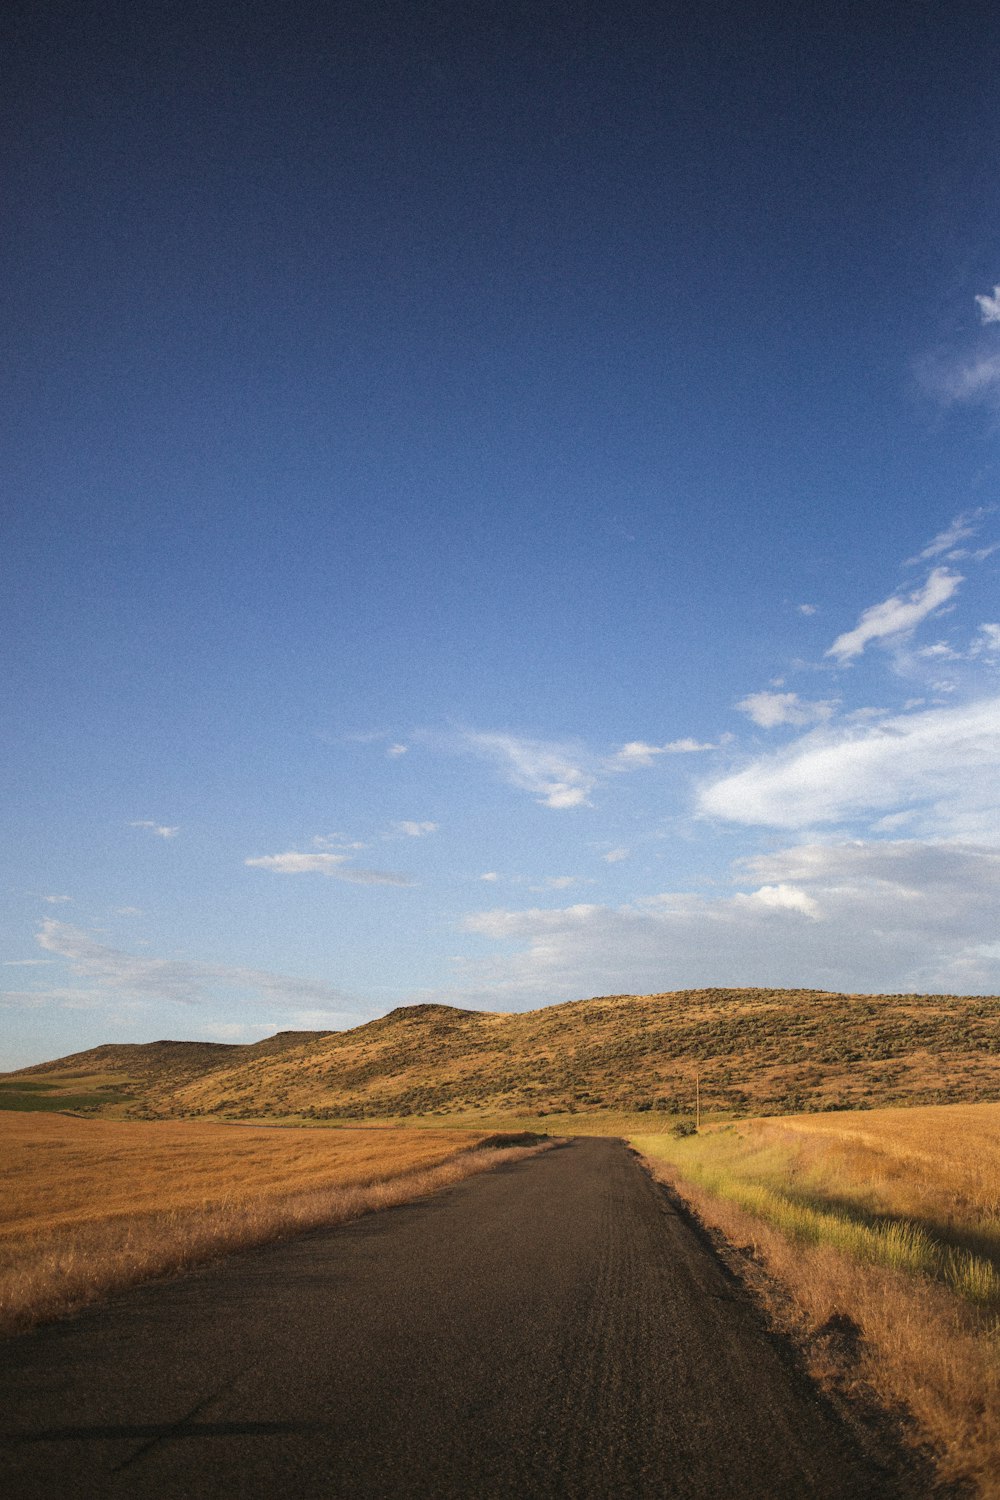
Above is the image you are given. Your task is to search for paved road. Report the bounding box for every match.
[1,1138,918,1499]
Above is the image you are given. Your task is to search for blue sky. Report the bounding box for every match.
[3,1,1000,1067]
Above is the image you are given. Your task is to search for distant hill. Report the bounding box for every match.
[0,1031,332,1111]
[5,991,1000,1121]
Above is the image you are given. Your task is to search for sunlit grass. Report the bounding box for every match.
[635,1119,1000,1309]
[0,1113,546,1335]
[635,1102,1000,1497]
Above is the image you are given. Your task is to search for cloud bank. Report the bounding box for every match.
[450,840,1000,1003]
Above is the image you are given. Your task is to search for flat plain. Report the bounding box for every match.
[0,1113,540,1335]
[0,1137,920,1500]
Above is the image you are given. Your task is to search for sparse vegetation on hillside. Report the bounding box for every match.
[636,1103,1000,1498]
[0,1113,547,1335]
[9,988,998,1123]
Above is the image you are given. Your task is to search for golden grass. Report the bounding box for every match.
[775,1101,1000,1220]
[635,1102,1000,1497]
[0,1114,546,1336]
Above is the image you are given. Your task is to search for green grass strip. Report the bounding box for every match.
[636,1135,1000,1310]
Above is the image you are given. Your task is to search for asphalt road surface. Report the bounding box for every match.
[1,1137,921,1499]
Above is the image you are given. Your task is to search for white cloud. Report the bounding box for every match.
[3,958,56,966]
[449,840,1000,1002]
[479,871,500,882]
[246,852,348,873]
[392,821,438,837]
[975,285,1000,324]
[826,567,963,663]
[388,743,408,757]
[607,738,717,769]
[732,883,820,919]
[459,731,596,808]
[130,821,179,839]
[797,603,817,616]
[736,691,836,728]
[41,894,71,905]
[916,641,959,660]
[698,696,1000,837]
[603,847,630,863]
[245,851,411,885]
[31,920,356,1011]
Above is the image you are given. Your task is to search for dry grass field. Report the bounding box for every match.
[636,1102,1000,1498]
[0,1113,544,1336]
[6,987,1000,1123]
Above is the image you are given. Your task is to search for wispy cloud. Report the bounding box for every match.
[606,738,718,769]
[130,821,179,839]
[972,624,1000,658]
[919,288,1000,407]
[906,509,988,564]
[826,567,962,663]
[336,731,409,757]
[916,622,1000,665]
[699,696,1000,837]
[931,353,1000,406]
[736,691,836,728]
[245,851,411,885]
[458,731,596,808]
[392,821,438,837]
[32,919,355,1010]
[603,847,630,863]
[454,727,722,808]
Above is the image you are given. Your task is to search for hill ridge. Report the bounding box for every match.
[5,988,999,1121]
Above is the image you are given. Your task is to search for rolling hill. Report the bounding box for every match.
[4,988,1000,1121]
